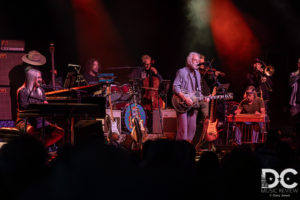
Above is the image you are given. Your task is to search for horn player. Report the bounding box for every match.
[246,59,273,122]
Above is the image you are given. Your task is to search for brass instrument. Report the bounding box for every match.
[264,65,275,77]
[255,59,274,94]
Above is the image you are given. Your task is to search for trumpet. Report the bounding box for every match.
[264,65,275,77]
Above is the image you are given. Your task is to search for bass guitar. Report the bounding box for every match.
[172,91,233,113]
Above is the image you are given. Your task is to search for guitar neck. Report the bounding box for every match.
[195,94,229,101]
[107,86,114,121]
[209,87,217,121]
[209,98,215,121]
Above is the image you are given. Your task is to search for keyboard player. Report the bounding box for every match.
[15,68,64,147]
[82,58,101,85]
[234,86,265,144]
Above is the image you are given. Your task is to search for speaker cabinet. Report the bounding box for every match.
[103,109,122,134]
[0,52,25,85]
[0,87,12,120]
[152,109,177,134]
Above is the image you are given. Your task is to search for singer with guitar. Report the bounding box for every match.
[173,52,209,142]
[15,68,64,147]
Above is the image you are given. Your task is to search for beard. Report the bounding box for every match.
[189,63,199,70]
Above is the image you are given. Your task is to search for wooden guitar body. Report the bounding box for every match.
[205,119,219,142]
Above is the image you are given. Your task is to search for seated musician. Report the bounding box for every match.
[128,54,163,82]
[15,68,64,147]
[234,86,265,144]
[83,58,101,84]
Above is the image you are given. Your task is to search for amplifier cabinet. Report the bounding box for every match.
[0,52,25,85]
[152,109,177,134]
[0,87,12,120]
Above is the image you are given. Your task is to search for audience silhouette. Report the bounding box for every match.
[0,128,299,200]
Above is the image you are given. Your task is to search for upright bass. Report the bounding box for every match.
[142,70,164,111]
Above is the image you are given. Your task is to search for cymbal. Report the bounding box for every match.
[99,76,117,80]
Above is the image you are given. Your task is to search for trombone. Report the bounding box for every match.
[264,65,275,77]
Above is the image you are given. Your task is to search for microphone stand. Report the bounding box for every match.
[157,91,164,138]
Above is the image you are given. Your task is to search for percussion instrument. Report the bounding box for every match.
[110,84,122,102]
[119,84,132,101]
[123,103,146,132]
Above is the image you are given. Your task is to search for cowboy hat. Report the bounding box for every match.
[22,50,46,66]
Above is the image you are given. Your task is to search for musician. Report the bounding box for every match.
[235,86,265,144]
[10,50,47,121]
[139,55,164,133]
[83,58,101,84]
[173,52,209,142]
[198,55,224,93]
[289,58,300,136]
[246,60,272,114]
[15,68,64,147]
[128,54,163,82]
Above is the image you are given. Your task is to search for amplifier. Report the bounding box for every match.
[152,109,177,134]
[0,87,12,120]
[0,40,25,52]
[102,109,122,134]
[0,52,25,85]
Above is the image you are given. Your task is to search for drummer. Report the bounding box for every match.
[82,58,101,85]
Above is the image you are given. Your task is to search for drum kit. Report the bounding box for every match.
[98,76,171,134]
[99,78,145,134]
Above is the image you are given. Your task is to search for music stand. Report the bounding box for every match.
[216,83,234,145]
[217,83,230,94]
[64,64,87,88]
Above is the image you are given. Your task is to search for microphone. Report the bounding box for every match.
[231,105,238,115]
[68,64,81,67]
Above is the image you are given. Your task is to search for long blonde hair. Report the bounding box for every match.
[25,68,43,98]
